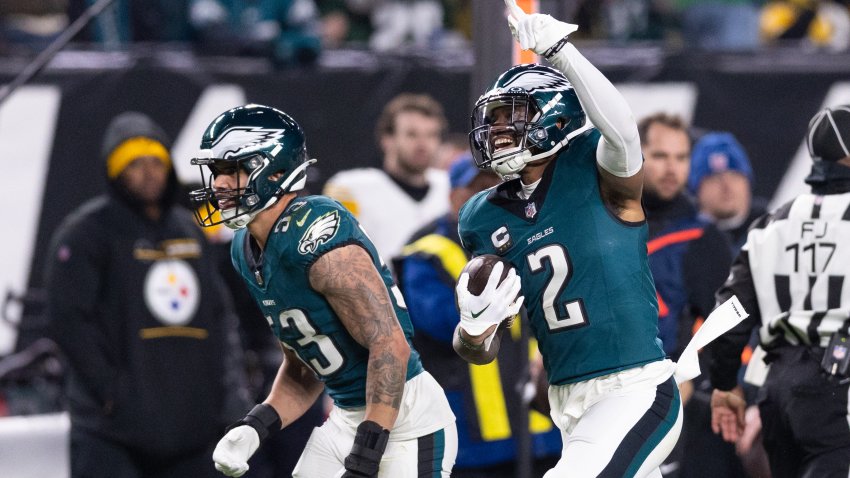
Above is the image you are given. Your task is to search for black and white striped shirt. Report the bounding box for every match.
[709,192,850,390]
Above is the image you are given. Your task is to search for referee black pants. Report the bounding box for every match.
[759,346,850,478]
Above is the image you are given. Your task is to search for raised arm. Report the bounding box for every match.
[308,244,410,430]
[505,0,644,216]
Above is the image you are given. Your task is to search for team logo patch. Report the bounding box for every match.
[143,259,200,326]
[525,202,538,219]
[298,210,340,254]
[211,126,287,158]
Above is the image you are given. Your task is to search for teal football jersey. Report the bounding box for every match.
[458,129,665,385]
[232,196,423,408]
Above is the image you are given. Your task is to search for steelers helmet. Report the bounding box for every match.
[189,104,315,229]
[469,64,587,176]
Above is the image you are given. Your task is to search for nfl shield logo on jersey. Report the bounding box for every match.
[833,345,847,361]
[525,202,537,219]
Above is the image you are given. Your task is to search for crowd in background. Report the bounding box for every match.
[2,0,850,64]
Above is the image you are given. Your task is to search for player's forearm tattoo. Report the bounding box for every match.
[310,245,407,410]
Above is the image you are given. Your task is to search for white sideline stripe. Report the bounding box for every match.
[171,85,247,184]
[0,86,60,356]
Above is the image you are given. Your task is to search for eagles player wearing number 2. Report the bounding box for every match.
[453,2,681,477]
[188,105,456,478]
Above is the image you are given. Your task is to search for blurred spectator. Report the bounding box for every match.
[0,0,66,54]
[436,131,470,170]
[68,0,193,46]
[760,0,850,51]
[572,0,676,42]
[190,0,321,66]
[678,0,761,50]
[323,93,450,264]
[44,111,247,477]
[366,0,445,51]
[688,131,768,252]
[317,0,373,48]
[687,131,773,478]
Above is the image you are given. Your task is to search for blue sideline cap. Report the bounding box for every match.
[449,154,481,189]
[688,132,753,194]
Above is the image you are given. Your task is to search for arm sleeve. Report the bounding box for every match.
[548,44,643,177]
[400,256,459,344]
[708,246,763,391]
[44,220,116,404]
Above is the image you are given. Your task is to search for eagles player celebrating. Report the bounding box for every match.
[453,2,681,476]
[189,105,456,478]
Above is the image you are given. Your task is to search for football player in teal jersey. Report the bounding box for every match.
[189,104,456,478]
[452,2,682,476]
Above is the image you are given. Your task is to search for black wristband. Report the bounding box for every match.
[343,420,390,477]
[457,327,485,351]
[543,35,570,59]
[226,403,281,442]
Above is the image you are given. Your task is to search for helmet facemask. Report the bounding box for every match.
[470,65,589,177]
[190,150,313,229]
[189,104,316,230]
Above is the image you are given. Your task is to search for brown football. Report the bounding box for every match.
[460,254,513,296]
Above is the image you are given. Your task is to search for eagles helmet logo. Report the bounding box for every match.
[211,126,287,158]
[298,210,340,254]
[493,69,572,95]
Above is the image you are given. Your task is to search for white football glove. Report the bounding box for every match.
[212,425,260,477]
[456,262,524,337]
[504,0,578,57]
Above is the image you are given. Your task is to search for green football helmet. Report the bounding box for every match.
[189,104,315,229]
[469,64,587,176]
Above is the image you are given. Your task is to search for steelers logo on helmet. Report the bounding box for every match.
[189,104,317,230]
[469,64,587,177]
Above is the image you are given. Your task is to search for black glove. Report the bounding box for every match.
[341,420,390,478]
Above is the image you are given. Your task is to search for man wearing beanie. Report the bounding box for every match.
[44,112,246,477]
[688,132,768,251]
[710,104,850,477]
[637,113,741,478]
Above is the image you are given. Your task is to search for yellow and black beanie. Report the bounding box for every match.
[101,111,172,179]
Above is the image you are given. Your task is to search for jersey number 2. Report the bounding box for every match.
[526,244,588,331]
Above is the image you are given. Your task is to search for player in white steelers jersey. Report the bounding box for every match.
[710,105,850,478]
[323,94,450,264]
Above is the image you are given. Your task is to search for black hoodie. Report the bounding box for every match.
[45,112,236,457]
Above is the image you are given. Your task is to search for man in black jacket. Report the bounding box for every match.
[45,111,245,478]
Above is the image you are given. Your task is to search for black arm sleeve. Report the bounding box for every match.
[708,245,763,391]
[44,218,116,404]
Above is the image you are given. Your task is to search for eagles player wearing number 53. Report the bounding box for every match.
[189,105,456,478]
[453,2,681,477]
